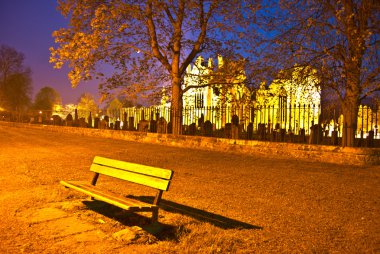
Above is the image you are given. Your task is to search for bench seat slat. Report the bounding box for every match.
[93,156,173,180]
[90,164,171,191]
[60,180,156,211]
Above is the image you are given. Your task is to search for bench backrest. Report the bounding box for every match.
[90,156,173,191]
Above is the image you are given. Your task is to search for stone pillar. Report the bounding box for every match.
[87,112,92,128]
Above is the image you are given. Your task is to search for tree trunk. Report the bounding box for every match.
[342,95,359,147]
[171,76,182,135]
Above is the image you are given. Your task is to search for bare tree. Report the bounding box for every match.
[0,45,25,85]
[254,0,380,147]
[50,0,259,134]
[0,45,32,119]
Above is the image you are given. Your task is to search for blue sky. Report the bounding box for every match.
[0,0,100,104]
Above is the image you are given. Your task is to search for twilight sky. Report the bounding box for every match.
[0,0,100,105]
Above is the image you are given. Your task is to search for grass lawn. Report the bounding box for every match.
[0,125,379,253]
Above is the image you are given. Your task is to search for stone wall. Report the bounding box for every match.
[1,121,379,166]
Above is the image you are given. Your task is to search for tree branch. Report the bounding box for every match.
[179,0,218,76]
[146,0,171,72]
[360,86,380,101]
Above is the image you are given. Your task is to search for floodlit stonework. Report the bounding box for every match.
[255,66,321,131]
[180,56,321,131]
[182,55,249,109]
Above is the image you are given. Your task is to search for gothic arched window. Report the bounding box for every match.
[195,93,204,108]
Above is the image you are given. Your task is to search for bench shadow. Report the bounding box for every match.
[128,195,262,230]
[82,196,262,241]
[82,200,153,225]
[82,200,179,240]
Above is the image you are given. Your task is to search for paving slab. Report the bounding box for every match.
[32,216,97,238]
[27,207,68,223]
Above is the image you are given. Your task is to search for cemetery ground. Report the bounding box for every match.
[0,126,379,254]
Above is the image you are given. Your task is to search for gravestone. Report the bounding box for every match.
[288,131,294,142]
[122,120,128,130]
[122,112,128,130]
[198,114,205,133]
[141,109,145,121]
[224,123,232,138]
[309,124,322,144]
[182,125,188,135]
[280,128,286,142]
[231,115,239,139]
[52,115,62,126]
[79,117,87,127]
[150,119,157,133]
[204,120,212,137]
[104,115,109,124]
[74,109,79,127]
[157,117,167,134]
[99,119,108,129]
[299,128,306,143]
[146,110,155,132]
[138,120,149,132]
[128,117,135,130]
[367,130,374,147]
[189,123,196,135]
[271,130,277,141]
[247,123,253,140]
[232,115,239,127]
[66,113,73,127]
[231,125,239,139]
[331,130,338,145]
[258,123,266,140]
[94,117,100,129]
[167,121,172,134]
[115,121,121,130]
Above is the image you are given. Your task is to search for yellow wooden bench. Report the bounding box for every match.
[60,156,173,223]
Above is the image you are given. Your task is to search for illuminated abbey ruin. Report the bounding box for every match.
[178,55,321,134]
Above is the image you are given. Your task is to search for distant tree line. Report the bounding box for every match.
[0,45,140,121]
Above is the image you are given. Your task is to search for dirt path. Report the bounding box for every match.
[0,125,379,253]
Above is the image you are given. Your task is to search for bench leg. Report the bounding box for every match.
[90,173,100,200]
[152,208,159,223]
